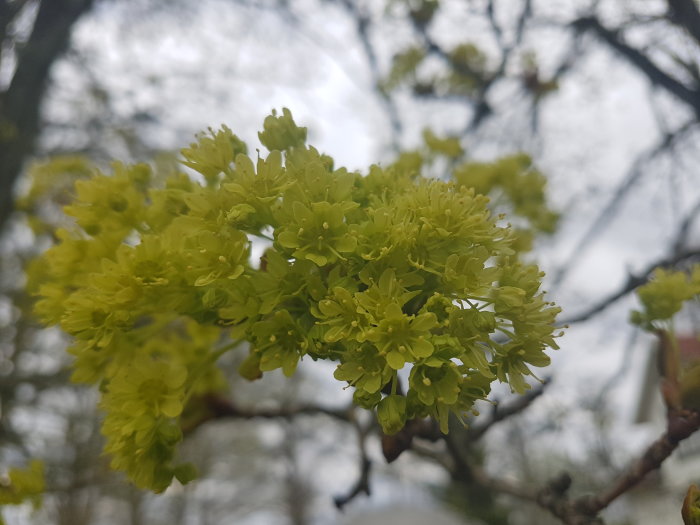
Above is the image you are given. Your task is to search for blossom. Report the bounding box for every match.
[258,107,307,151]
[366,303,437,370]
[276,201,357,266]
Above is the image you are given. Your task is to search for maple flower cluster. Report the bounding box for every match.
[32,109,561,491]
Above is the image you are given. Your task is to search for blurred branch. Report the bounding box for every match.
[468,378,549,441]
[583,409,700,517]
[551,120,698,289]
[673,197,700,254]
[572,15,700,117]
[559,247,700,325]
[445,409,700,524]
[0,369,73,396]
[0,0,30,73]
[181,393,352,434]
[0,0,94,231]
[337,0,402,148]
[485,0,504,47]
[410,18,494,129]
[334,417,372,509]
[666,0,700,46]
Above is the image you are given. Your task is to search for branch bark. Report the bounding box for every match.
[584,410,700,516]
[447,409,700,524]
[0,0,94,231]
[181,393,351,434]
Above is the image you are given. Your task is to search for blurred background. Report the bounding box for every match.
[1,0,700,523]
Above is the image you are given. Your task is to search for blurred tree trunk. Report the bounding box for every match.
[0,0,94,230]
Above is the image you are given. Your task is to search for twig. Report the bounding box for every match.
[584,409,700,515]
[334,416,372,510]
[666,0,700,46]
[672,197,700,255]
[334,456,371,510]
[468,379,549,441]
[572,15,700,116]
[550,120,697,290]
[559,247,700,325]
[181,393,351,434]
[338,0,402,148]
[444,409,700,524]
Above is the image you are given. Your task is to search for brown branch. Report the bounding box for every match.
[381,417,440,463]
[572,15,700,117]
[181,393,351,434]
[584,409,700,515]
[445,409,700,524]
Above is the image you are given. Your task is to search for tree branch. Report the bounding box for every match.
[334,417,372,509]
[583,409,700,515]
[446,409,700,524]
[560,247,700,325]
[181,393,352,434]
[572,15,700,117]
[673,197,700,255]
[334,456,371,509]
[550,120,697,290]
[468,379,549,441]
[337,0,402,148]
[0,0,94,231]
[666,0,700,46]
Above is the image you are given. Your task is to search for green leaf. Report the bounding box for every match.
[174,463,199,485]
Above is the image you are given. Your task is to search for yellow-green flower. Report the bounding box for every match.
[276,201,357,266]
[366,303,437,370]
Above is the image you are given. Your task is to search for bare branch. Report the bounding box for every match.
[560,247,700,325]
[584,410,700,515]
[181,393,351,434]
[337,0,402,148]
[334,456,371,509]
[572,15,700,117]
[515,0,533,46]
[334,417,373,509]
[673,197,700,254]
[468,379,549,441]
[550,120,698,290]
[445,409,700,524]
[666,0,700,46]
[0,0,94,231]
